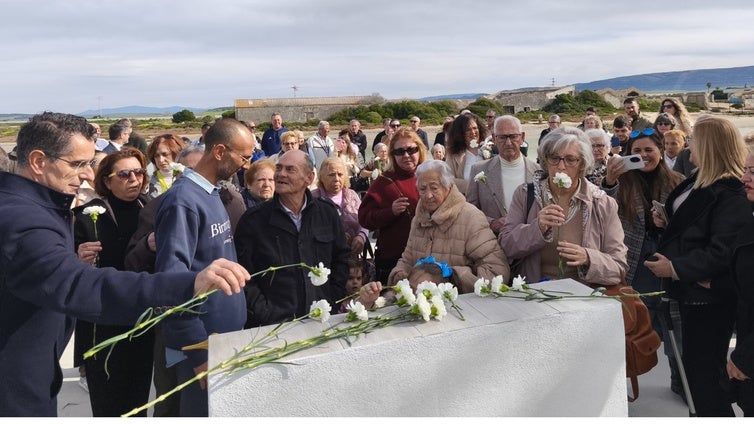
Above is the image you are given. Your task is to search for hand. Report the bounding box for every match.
[194,362,208,390]
[643,252,673,278]
[77,241,102,265]
[391,270,407,286]
[604,155,628,186]
[556,241,589,267]
[357,281,383,308]
[194,258,250,296]
[391,196,410,216]
[610,145,621,156]
[538,204,565,235]
[147,232,156,252]
[490,217,506,235]
[727,358,750,381]
[651,209,667,229]
[351,235,365,257]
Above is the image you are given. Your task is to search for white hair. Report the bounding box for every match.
[415,159,454,188]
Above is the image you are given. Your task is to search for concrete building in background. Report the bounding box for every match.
[234,95,383,124]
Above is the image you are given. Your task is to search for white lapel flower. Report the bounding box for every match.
[374,296,386,309]
[473,171,486,184]
[553,172,573,189]
[511,275,528,291]
[430,295,447,321]
[482,149,491,159]
[437,282,458,302]
[469,139,478,149]
[308,262,331,286]
[416,281,440,301]
[309,299,331,322]
[345,300,369,322]
[371,169,379,179]
[474,278,491,297]
[82,205,106,218]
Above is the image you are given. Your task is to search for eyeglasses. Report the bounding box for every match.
[494,133,522,142]
[224,145,252,164]
[630,128,656,138]
[108,168,147,179]
[48,155,98,173]
[281,142,298,147]
[661,104,675,109]
[591,144,607,150]
[743,166,754,176]
[390,124,401,128]
[486,115,496,119]
[410,120,419,123]
[546,155,581,167]
[548,121,560,124]
[391,146,420,156]
[656,121,672,126]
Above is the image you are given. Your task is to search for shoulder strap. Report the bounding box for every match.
[525,182,535,219]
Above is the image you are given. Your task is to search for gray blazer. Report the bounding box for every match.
[466,155,540,223]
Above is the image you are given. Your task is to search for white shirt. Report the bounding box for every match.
[462,149,484,181]
[500,156,525,210]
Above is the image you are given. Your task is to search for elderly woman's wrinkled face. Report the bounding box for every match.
[417,169,451,214]
[320,161,347,194]
[375,145,388,160]
[249,167,275,200]
[432,146,445,160]
[545,142,582,187]
[590,137,608,162]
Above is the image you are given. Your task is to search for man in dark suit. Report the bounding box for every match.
[102,122,131,153]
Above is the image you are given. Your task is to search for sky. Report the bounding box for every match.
[1,0,754,114]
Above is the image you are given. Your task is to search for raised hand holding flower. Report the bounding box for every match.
[552,172,573,278]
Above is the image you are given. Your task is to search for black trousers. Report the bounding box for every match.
[680,301,736,417]
[84,323,154,417]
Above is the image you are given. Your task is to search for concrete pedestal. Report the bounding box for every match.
[208,279,627,416]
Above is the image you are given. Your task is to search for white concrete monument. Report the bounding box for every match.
[208,279,628,416]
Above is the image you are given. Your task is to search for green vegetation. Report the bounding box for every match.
[172,109,196,123]
[326,100,457,126]
[542,90,617,116]
[711,88,727,101]
[465,97,504,117]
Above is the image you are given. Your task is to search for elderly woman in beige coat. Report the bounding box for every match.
[388,160,509,293]
[499,127,627,285]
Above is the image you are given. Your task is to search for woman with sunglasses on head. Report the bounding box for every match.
[500,127,627,285]
[359,128,428,284]
[645,116,752,416]
[145,134,184,199]
[445,112,489,194]
[602,127,686,396]
[659,98,694,139]
[72,148,153,417]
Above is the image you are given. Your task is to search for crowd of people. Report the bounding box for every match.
[1,101,754,417]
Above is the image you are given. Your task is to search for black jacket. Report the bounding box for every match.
[732,216,754,378]
[234,190,349,327]
[658,174,751,304]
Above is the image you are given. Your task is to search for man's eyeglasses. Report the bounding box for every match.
[494,133,521,142]
[48,155,97,173]
[108,168,147,179]
[486,115,496,119]
[224,145,252,164]
[391,146,420,156]
[630,128,656,139]
[410,120,419,124]
[390,123,401,128]
[592,144,607,150]
[546,155,581,167]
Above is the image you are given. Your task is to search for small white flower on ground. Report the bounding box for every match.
[308,262,331,286]
[82,205,106,218]
[473,171,486,183]
[346,300,368,321]
[416,281,440,300]
[374,296,386,308]
[474,278,490,297]
[553,172,573,189]
[469,139,478,149]
[511,275,527,291]
[416,294,432,321]
[437,282,458,302]
[309,299,331,322]
[430,295,447,321]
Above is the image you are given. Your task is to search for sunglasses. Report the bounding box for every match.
[391,146,420,156]
[410,120,419,123]
[108,168,147,179]
[656,121,672,126]
[390,124,401,128]
[661,104,675,109]
[630,128,656,138]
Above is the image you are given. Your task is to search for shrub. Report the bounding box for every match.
[172,109,196,123]
[221,110,236,119]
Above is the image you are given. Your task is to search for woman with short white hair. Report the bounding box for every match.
[388,159,509,293]
[585,128,610,186]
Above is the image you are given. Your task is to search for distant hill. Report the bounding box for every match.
[575,65,754,93]
[0,113,33,122]
[78,105,207,117]
[417,93,488,102]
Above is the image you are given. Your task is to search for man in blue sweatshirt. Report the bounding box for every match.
[154,118,254,416]
[0,112,248,417]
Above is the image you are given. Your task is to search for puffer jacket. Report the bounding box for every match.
[388,184,509,293]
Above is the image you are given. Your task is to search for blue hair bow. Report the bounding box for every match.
[415,256,453,278]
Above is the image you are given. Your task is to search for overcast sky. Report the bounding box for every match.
[1,0,753,114]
